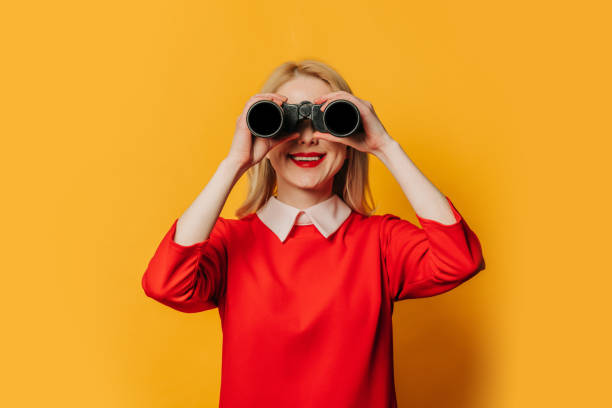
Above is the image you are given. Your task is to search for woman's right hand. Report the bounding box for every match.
[226,93,299,171]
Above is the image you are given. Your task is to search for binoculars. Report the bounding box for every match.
[246,99,363,138]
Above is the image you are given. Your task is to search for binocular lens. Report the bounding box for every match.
[247,102,283,138]
[246,98,362,138]
[324,100,360,137]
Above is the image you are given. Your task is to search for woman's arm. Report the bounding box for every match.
[141,158,244,312]
[312,90,457,225]
[142,93,297,312]
[177,92,293,245]
[312,91,485,301]
[373,139,458,226]
[174,157,246,246]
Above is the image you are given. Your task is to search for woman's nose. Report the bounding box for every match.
[296,120,318,144]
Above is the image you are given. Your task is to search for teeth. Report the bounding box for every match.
[290,155,323,161]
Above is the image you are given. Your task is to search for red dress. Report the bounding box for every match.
[142,195,485,407]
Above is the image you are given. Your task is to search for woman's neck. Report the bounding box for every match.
[275,184,334,210]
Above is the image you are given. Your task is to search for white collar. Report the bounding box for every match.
[256,194,352,242]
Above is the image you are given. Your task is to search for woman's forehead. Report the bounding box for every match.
[276,76,332,103]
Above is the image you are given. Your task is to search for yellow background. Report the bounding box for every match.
[1,0,610,406]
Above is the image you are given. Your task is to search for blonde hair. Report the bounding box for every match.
[235,59,377,219]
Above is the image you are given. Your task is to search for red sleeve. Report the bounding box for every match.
[380,196,485,301]
[141,217,229,313]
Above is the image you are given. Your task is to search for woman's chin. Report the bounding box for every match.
[286,177,326,190]
[277,166,336,191]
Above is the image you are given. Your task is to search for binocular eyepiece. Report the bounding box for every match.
[246,99,362,138]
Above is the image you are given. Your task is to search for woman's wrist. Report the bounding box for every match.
[371,136,400,163]
[221,156,250,181]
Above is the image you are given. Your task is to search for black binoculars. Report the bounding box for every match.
[246,99,363,138]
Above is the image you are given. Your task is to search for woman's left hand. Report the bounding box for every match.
[312,91,395,155]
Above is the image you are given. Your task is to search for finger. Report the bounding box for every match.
[314,130,360,149]
[312,131,331,141]
[312,131,344,144]
[319,92,361,112]
[250,94,286,106]
[313,92,345,107]
[273,93,289,101]
[313,91,346,104]
[248,94,287,109]
[265,94,289,106]
[255,93,287,99]
[259,92,288,102]
[269,133,300,149]
[323,96,371,120]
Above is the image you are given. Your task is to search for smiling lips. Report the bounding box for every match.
[288,152,326,167]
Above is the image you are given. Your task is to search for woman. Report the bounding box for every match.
[142,59,486,407]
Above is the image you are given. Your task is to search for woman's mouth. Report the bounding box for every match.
[287,153,326,168]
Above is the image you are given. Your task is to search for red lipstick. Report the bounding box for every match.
[287,152,326,168]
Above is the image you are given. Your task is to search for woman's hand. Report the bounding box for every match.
[312,91,395,156]
[226,93,300,170]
